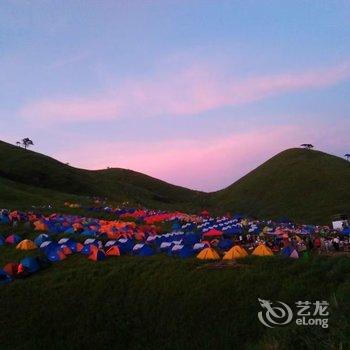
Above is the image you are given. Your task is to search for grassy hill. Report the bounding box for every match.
[0,140,207,211]
[212,148,350,224]
[1,140,350,223]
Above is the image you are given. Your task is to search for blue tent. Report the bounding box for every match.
[341,228,350,235]
[81,244,94,255]
[0,236,5,246]
[64,239,81,252]
[178,246,195,258]
[34,234,51,247]
[41,241,59,251]
[46,247,66,262]
[224,226,243,236]
[64,227,75,235]
[281,246,293,257]
[281,246,299,258]
[118,240,134,254]
[20,257,40,273]
[182,233,200,246]
[0,269,12,284]
[0,214,10,225]
[81,229,96,237]
[218,239,233,250]
[138,245,154,257]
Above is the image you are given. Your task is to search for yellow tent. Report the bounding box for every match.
[16,239,37,250]
[197,247,220,260]
[223,245,248,260]
[252,244,273,257]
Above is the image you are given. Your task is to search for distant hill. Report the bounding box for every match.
[0,140,206,211]
[1,140,349,223]
[212,148,350,224]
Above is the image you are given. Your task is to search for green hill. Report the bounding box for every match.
[0,140,206,211]
[1,140,350,223]
[212,148,350,224]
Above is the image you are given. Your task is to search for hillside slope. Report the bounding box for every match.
[1,140,350,223]
[0,140,206,211]
[212,148,350,223]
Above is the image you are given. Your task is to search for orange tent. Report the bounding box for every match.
[34,220,48,231]
[197,247,220,260]
[223,245,248,260]
[61,246,73,255]
[3,263,19,276]
[88,248,106,261]
[252,244,273,257]
[106,246,121,256]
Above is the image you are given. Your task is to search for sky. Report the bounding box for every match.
[1,0,350,191]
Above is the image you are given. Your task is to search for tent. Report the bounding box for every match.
[3,262,19,276]
[81,244,96,255]
[20,257,40,273]
[178,246,195,258]
[106,246,121,256]
[218,239,234,251]
[64,241,83,253]
[5,234,21,245]
[202,229,223,239]
[105,240,117,248]
[88,248,106,261]
[252,244,273,257]
[61,245,73,255]
[223,245,248,260]
[0,269,12,284]
[281,246,299,259]
[40,241,57,250]
[341,228,350,235]
[118,240,134,254]
[0,236,5,246]
[138,245,154,257]
[34,234,51,247]
[224,226,243,236]
[197,247,220,260]
[16,239,37,250]
[46,247,66,262]
[193,242,210,252]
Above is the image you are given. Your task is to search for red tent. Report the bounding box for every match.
[202,229,223,238]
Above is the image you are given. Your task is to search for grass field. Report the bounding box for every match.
[0,224,349,349]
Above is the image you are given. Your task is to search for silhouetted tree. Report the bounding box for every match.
[301,144,314,150]
[16,141,21,147]
[345,154,350,161]
[22,138,34,149]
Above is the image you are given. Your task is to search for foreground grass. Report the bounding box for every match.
[0,238,349,349]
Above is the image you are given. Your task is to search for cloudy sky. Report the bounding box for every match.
[1,0,350,191]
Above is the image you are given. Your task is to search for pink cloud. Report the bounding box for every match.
[53,125,304,191]
[19,61,350,123]
[52,120,350,191]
